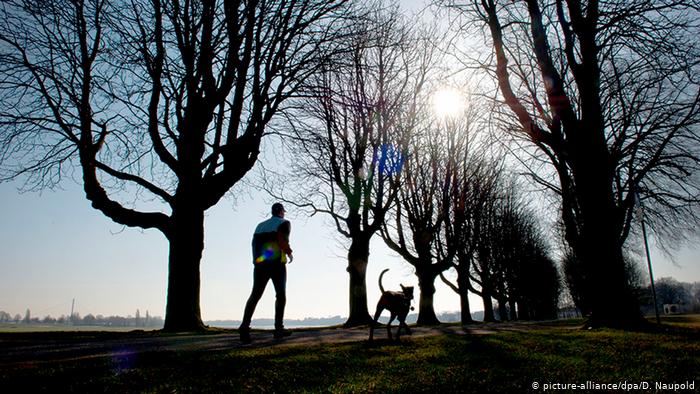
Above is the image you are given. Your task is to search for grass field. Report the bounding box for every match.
[1,317,698,393]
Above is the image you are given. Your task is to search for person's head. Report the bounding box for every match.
[271,202,286,218]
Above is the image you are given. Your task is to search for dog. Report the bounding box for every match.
[369,268,414,341]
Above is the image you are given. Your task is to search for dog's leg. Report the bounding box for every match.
[369,305,384,341]
[403,320,412,335]
[398,319,411,339]
[399,313,411,336]
[397,317,408,341]
[387,313,396,340]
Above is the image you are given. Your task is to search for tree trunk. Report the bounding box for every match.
[497,298,508,322]
[525,301,536,320]
[481,284,496,322]
[508,299,518,321]
[457,269,473,324]
[344,236,372,327]
[578,217,642,328]
[416,270,440,325]
[162,198,205,332]
[568,145,644,328]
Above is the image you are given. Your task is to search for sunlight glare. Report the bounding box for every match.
[432,88,464,119]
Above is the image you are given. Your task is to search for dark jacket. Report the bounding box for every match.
[252,216,292,264]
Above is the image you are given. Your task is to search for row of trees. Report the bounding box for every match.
[1,0,698,330]
[442,0,700,328]
[644,278,700,313]
[269,6,561,325]
[0,309,163,327]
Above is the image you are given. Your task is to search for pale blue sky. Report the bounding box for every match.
[0,177,441,321]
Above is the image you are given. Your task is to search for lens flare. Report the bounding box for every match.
[255,242,280,263]
[374,144,406,177]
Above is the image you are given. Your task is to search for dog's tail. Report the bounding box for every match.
[379,268,389,294]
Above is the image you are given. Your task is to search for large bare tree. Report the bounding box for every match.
[0,0,349,331]
[442,0,700,327]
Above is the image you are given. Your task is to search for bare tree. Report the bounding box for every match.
[484,187,560,321]
[267,5,436,326]
[380,115,458,325]
[469,174,504,322]
[441,0,700,327]
[441,159,561,322]
[0,0,349,331]
[437,108,501,324]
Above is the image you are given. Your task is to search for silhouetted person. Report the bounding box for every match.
[239,203,293,344]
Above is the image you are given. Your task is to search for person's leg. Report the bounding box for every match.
[270,264,290,337]
[240,265,272,342]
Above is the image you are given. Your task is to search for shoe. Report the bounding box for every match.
[239,328,252,344]
[273,328,292,340]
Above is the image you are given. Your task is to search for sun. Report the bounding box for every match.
[432,88,464,119]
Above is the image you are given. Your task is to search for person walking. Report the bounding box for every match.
[239,203,293,344]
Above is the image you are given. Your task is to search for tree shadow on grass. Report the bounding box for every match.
[2,334,523,393]
[4,324,699,393]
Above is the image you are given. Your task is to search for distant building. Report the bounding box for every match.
[558,307,582,319]
[663,304,686,315]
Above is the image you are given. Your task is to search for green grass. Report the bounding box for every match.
[1,321,698,393]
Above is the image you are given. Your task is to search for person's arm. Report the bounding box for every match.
[277,221,293,260]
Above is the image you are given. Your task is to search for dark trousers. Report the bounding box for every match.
[240,262,287,330]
